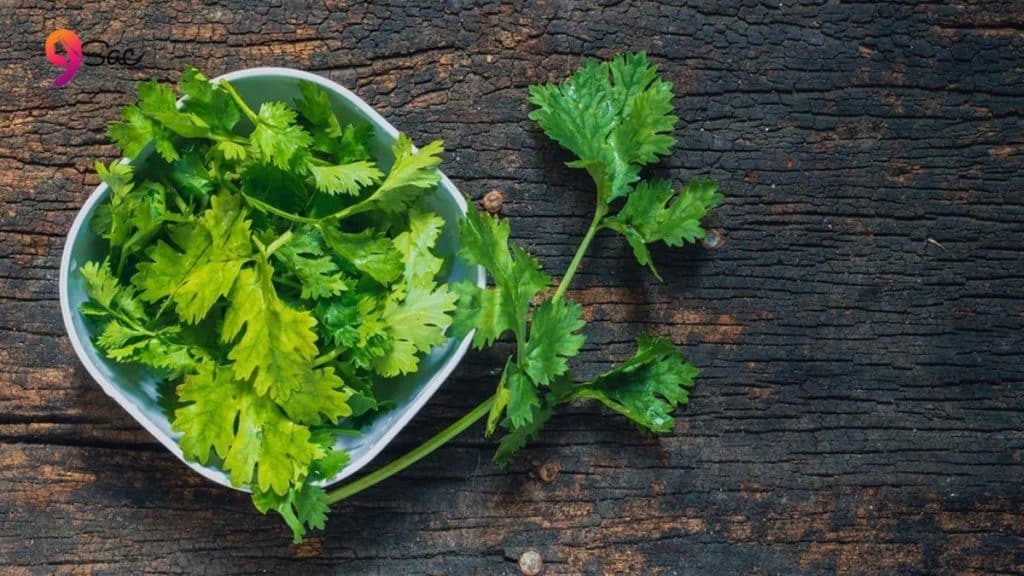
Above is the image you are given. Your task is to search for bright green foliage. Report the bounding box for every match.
[522,298,586,386]
[295,80,374,163]
[393,209,446,289]
[108,79,212,162]
[454,52,718,468]
[309,160,383,196]
[272,227,349,300]
[571,335,698,433]
[493,401,552,468]
[250,427,347,543]
[528,52,676,203]
[372,283,457,377]
[603,179,721,279]
[173,362,326,494]
[81,54,720,545]
[132,193,253,324]
[319,226,403,285]
[277,366,353,426]
[529,52,719,282]
[82,67,459,542]
[179,66,241,133]
[221,253,319,401]
[91,160,183,273]
[250,101,313,169]
[80,260,202,374]
[334,135,444,219]
[456,208,550,349]
[252,482,331,544]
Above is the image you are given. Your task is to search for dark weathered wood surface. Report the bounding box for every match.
[2,1,1023,574]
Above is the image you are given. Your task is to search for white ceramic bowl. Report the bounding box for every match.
[59,67,484,491]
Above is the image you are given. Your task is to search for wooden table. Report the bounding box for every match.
[2,2,1022,574]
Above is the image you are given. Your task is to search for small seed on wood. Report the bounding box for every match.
[536,462,559,483]
[518,549,543,576]
[483,189,505,213]
[702,228,725,250]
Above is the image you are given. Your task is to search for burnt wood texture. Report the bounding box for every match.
[1,1,1023,574]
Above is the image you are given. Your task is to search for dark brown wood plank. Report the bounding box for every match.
[1,1,1022,574]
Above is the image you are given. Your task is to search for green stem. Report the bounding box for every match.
[264,230,294,257]
[226,181,320,225]
[324,394,496,505]
[312,346,345,368]
[552,203,607,302]
[318,202,363,223]
[211,133,249,147]
[220,80,259,125]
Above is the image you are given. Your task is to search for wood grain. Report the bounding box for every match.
[1,1,1022,574]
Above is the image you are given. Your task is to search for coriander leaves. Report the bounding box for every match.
[529,52,722,275]
[442,52,717,467]
[80,52,721,545]
[83,68,455,541]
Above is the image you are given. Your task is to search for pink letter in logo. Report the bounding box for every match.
[45,29,83,87]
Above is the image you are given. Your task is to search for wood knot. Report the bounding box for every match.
[536,462,559,484]
[483,189,504,213]
[702,228,725,250]
[518,549,543,576]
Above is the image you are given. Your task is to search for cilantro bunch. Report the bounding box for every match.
[81,67,456,540]
[323,53,720,523]
[80,53,720,543]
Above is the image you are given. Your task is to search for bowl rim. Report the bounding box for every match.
[58,66,486,492]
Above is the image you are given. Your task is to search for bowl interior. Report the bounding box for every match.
[60,68,482,490]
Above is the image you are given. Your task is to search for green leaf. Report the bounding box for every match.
[379,135,443,198]
[107,104,180,162]
[250,101,313,169]
[137,79,211,139]
[170,146,215,201]
[215,140,247,162]
[221,253,319,402]
[252,483,330,543]
[333,124,375,163]
[295,80,340,131]
[80,260,204,374]
[602,179,720,280]
[392,209,446,289]
[132,192,252,324]
[91,160,136,249]
[522,297,586,386]
[277,366,353,426]
[493,401,553,468]
[571,335,697,433]
[319,226,402,285]
[449,281,507,349]
[295,80,375,163]
[308,160,383,196]
[240,164,310,216]
[335,135,443,218]
[371,283,457,377]
[179,65,242,133]
[504,363,540,429]
[80,260,124,310]
[528,52,677,203]
[173,362,326,494]
[457,208,550,346]
[314,293,390,371]
[273,226,349,300]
